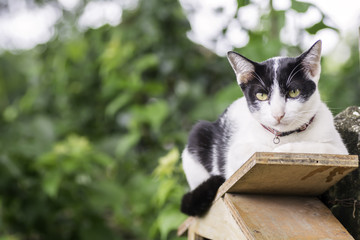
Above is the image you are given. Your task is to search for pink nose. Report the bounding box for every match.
[273,114,285,123]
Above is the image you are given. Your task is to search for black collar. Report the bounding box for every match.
[261,115,316,144]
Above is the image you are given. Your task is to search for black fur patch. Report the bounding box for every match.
[187,114,231,175]
[181,175,225,216]
[187,121,216,173]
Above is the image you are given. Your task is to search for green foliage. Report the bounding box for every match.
[0,0,358,239]
[291,0,311,13]
[305,19,338,35]
[152,148,187,240]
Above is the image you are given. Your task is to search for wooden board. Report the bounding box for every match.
[177,217,196,237]
[186,196,249,240]
[216,152,358,200]
[224,193,354,240]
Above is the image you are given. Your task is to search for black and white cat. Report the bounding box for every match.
[180,40,348,216]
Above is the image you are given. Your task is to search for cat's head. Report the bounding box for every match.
[227,40,322,132]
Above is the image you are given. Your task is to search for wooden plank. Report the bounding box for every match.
[177,217,195,237]
[216,152,358,200]
[188,197,250,240]
[224,193,354,240]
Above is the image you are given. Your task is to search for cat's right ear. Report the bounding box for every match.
[227,51,255,85]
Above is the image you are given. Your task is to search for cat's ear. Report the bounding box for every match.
[300,40,322,82]
[227,51,255,84]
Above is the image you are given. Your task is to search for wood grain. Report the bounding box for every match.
[215,152,358,200]
[187,197,249,240]
[224,193,354,240]
[178,153,358,239]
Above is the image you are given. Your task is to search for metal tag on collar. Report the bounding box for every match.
[273,135,280,144]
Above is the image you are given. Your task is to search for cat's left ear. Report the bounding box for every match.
[227,51,255,85]
[300,40,322,83]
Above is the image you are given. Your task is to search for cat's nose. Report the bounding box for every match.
[273,114,285,123]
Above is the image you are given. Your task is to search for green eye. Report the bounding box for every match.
[289,89,300,98]
[256,92,268,101]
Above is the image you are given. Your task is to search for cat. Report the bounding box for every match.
[180,40,348,217]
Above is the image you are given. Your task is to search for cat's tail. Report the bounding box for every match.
[180,175,225,216]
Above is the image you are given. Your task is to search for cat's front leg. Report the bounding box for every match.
[273,142,348,155]
[226,143,272,178]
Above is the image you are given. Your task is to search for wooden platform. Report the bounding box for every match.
[179,152,359,240]
[215,152,358,200]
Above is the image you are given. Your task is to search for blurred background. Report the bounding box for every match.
[0,0,359,239]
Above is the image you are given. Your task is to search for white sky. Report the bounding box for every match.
[0,0,359,60]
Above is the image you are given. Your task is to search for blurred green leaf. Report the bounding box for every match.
[237,0,250,8]
[3,105,18,122]
[0,155,21,177]
[134,54,159,72]
[105,93,132,116]
[291,0,311,13]
[115,132,141,157]
[156,207,187,240]
[154,179,177,207]
[42,172,61,197]
[154,148,180,178]
[305,19,338,34]
[132,99,170,133]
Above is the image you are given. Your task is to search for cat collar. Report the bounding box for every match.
[261,115,316,144]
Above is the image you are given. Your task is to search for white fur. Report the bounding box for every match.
[182,148,210,190]
[211,145,221,175]
[269,58,286,122]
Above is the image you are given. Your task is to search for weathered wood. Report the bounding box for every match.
[195,199,248,239]
[181,193,354,240]
[178,153,359,239]
[224,193,354,240]
[177,217,195,237]
[187,196,249,240]
[216,152,358,200]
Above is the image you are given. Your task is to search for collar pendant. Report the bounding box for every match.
[273,136,280,144]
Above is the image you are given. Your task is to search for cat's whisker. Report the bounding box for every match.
[286,67,304,87]
[251,72,267,89]
[295,113,314,120]
[294,109,313,113]
[295,111,314,115]
[288,113,314,126]
[286,62,301,86]
[289,118,307,126]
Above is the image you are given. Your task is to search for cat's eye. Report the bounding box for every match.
[256,92,268,101]
[288,89,300,98]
